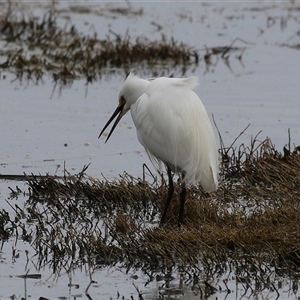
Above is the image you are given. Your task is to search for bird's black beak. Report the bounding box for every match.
[98,103,125,143]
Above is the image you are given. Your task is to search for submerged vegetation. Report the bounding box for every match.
[1,133,300,297]
[0,2,249,85]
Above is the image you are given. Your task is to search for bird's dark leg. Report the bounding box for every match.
[160,166,174,226]
[178,173,186,227]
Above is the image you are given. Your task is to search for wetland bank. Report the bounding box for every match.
[1,1,300,299]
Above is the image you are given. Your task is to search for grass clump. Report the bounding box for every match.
[2,133,300,285]
[0,4,249,84]
[0,8,197,84]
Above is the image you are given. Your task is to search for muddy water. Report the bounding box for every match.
[0,1,300,299]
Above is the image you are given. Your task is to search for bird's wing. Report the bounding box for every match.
[131,77,218,191]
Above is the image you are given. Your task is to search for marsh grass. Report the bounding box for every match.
[2,132,300,288]
[0,4,249,84]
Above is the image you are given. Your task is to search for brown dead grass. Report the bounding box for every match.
[2,133,300,280]
[0,4,249,84]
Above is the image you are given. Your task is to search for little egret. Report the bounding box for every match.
[99,73,218,226]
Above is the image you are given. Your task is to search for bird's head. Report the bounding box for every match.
[98,73,149,142]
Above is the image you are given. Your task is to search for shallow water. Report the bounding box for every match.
[0,1,300,299]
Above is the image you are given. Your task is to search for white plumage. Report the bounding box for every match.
[99,73,218,226]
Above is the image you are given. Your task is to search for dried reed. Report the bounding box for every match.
[1,133,300,282]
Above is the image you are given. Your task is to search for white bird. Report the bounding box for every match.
[99,73,218,226]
